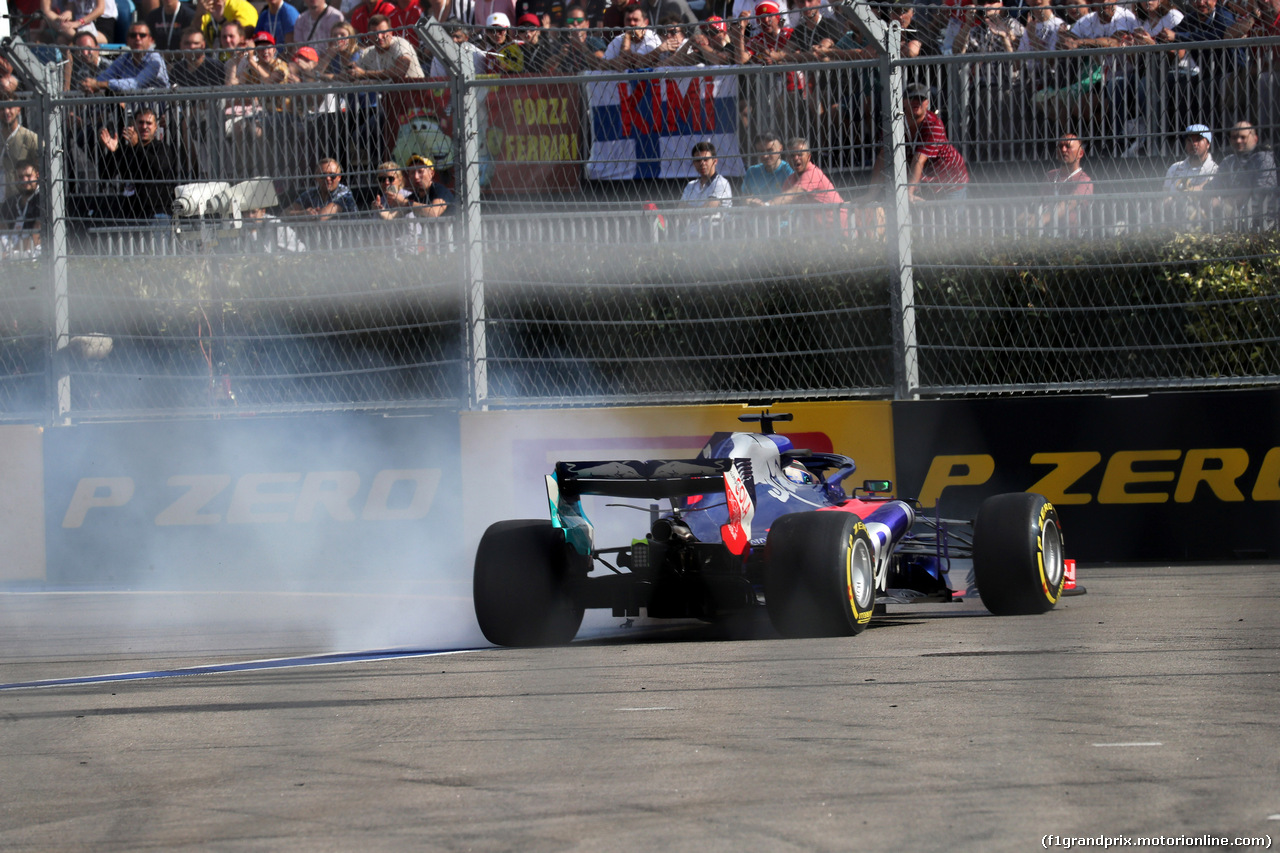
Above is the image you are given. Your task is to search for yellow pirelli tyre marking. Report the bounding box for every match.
[845,531,873,625]
[1037,502,1061,605]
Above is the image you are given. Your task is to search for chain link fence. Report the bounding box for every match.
[1,5,1278,422]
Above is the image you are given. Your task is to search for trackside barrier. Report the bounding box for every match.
[7,391,1277,589]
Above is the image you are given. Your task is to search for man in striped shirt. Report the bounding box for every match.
[901,82,967,200]
[867,82,968,202]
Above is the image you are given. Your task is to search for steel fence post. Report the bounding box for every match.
[4,39,69,424]
[881,26,918,399]
[839,4,917,400]
[419,16,486,409]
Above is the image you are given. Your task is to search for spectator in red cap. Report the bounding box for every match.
[224,29,290,177]
[227,29,288,86]
[516,12,553,71]
[683,14,732,63]
[288,44,322,85]
[730,0,792,32]
[733,2,792,66]
[732,0,804,137]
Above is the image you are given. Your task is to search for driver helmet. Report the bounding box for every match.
[783,462,817,486]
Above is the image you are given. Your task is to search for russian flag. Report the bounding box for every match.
[586,70,744,181]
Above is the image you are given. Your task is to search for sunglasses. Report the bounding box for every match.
[566,15,586,22]
[378,175,397,184]
[127,31,149,39]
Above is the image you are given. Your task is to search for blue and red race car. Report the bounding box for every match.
[474,412,1069,646]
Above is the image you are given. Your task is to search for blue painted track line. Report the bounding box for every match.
[0,647,483,692]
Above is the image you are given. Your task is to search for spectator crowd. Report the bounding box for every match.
[2,0,1278,243]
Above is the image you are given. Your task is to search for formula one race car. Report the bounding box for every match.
[473,412,1068,647]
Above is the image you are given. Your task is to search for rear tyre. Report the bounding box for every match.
[473,519,586,647]
[973,493,1065,616]
[764,512,876,639]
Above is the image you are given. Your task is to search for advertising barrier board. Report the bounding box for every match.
[892,391,1280,561]
[42,414,462,589]
[0,425,45,582]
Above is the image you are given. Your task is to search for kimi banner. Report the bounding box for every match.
[586,70,744,181]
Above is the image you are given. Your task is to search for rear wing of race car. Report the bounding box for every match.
[554,459,734,499]
[548,458,755,557]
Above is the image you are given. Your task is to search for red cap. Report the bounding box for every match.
[704,14,727,31]
[253,31,276,44]
[516,12,541,26]
[295,45,319,61]
[754,1,780,14]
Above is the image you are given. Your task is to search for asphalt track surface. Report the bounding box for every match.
[1,564,1278,852]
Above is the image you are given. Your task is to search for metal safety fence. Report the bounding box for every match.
[2,7,1279,423]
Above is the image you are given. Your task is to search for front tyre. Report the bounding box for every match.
[473,519,586,647]
[973,493,1065,616]
[765,512,877,638]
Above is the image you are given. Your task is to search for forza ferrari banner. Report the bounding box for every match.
[585,70,744,180]
[484,80,582,193]
[387,78,582,194]
[892,390,1280,561]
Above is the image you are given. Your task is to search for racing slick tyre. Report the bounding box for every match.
[473,519,586,647]
[764,511,876,639]
[972,493,1065,616]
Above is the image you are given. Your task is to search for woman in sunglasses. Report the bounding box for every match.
[371,160,411,219]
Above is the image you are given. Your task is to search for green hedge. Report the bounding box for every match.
[912,232,1280,389]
